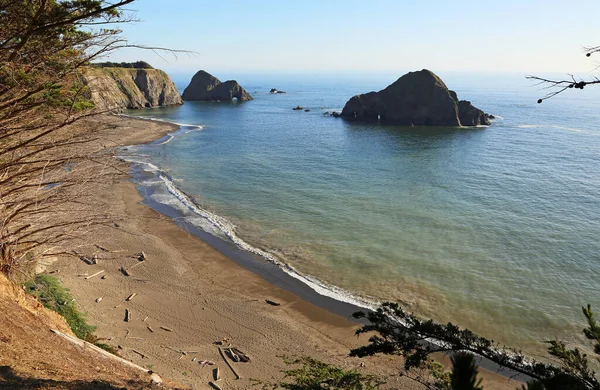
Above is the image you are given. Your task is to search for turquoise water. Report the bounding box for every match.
[123,72,600,357]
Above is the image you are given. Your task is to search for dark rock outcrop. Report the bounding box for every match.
[341,69,490,126]
[83,67,182,111]
[182,70,252,102]
[270,88,286,94]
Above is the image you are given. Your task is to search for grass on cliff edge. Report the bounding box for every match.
[23,274,118,354]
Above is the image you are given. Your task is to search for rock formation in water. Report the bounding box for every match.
[182,70,253,102]
[270,88,286,94]
[341,69,490,126]
[82,67,182,111]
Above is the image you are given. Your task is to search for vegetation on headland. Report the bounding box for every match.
[90,61,154,69]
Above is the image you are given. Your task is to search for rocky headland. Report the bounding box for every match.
[341,69,490,126]
[182,70,253,102]
[82,67,182,111]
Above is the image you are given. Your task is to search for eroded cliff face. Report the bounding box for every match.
[82,67,183,111]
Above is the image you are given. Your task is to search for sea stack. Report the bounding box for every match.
[341,69,490,126]
[182,70,253,102]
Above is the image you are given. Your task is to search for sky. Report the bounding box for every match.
[105,0,600,76]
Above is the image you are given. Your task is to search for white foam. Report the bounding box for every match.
[123,158,377,310]
[516,124,586,133]
[118,113,204,129]
[516,124,543,129]
[157,135,174,145]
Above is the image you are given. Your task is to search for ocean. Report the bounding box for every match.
[121,71,600,358]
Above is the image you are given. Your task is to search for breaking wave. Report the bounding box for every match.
[120,156,377,310]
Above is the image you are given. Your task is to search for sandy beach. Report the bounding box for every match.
[51,115,517,389]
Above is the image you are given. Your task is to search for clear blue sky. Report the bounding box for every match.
[107,0,600,75]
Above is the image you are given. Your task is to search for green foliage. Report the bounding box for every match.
[23,274,95,340]
[449,353,483,390]
[90,61,154,69]
[427,360,451,389]
[260,356,383,390]
[351,302,557,380]
[582,305,600,355]
[351,302,600,390]
[23,274,120,355]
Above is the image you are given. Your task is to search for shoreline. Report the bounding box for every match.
[54,114,518,389]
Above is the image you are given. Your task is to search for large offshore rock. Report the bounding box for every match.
[182,70,253,102]
[341,69,490,126]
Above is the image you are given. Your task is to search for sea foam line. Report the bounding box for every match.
[118,113,204,129]
[157,135,174,145]
[121,157,377,310]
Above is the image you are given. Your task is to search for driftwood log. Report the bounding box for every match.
[218,346,240,379]
[85,270,104,280]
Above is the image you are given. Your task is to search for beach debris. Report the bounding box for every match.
[77,273,89,277]
[143,316,149,322]
[131,349,146,358]
[135,251,146,262]
[225,347,250,363]
[209,381,222,390]
[218,346,241,379]
[48,269,59,274]
[95,244,110,252]
[95,297,103,303]
[101,274,107,280]
[192,357,197,362]
[215,338,231,346]
[146,325,154,332]
[85,270,104,280]
[213,367,220,381]
[125,309,131,322]
[198,360,214,367]
[80,255,97,265]
[125,292,137,301]
[120,266,130,276]
[159,326,173,332]
[265,299,280,306]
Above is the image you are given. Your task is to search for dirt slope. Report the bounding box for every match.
[0,272,184,389]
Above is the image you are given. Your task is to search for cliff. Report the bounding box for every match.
[182,70,253,102]
[341,69,490,127]
[82,67,183,111]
